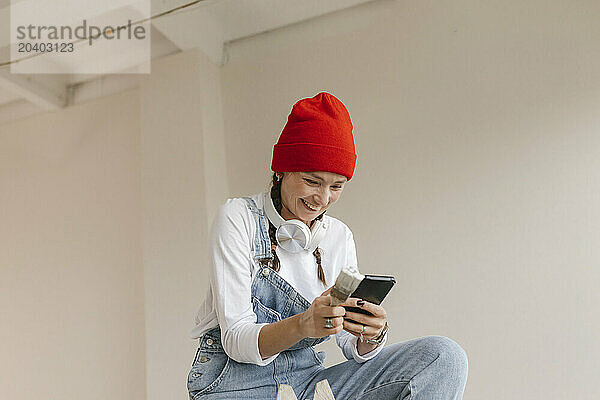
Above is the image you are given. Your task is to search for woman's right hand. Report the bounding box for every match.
[298,287,346,338]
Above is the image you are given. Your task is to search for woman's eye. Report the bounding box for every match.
[304,179,318,185]
[332,186,342,190]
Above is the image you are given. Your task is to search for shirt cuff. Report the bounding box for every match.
[349,332,388,363]
[221,322,280,365]
[253,323,279,366]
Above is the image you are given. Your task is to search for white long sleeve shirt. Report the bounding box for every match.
[190,192,386,365]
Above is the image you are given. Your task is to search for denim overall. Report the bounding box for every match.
[187,197,469,400]
[187,197,329,399]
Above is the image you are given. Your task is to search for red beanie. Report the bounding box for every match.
[271,92,357,180]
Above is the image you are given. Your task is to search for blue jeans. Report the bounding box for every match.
[187,327,468,399]
[187,197,468,399]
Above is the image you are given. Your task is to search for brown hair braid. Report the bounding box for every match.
[262,172,327,287]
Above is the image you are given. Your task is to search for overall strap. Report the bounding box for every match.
[242,196,273,263]
[243,196,329,350]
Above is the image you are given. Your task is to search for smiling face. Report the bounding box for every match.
[277,171,347,227]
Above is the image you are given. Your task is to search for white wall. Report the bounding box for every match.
[140,48,228,400]
[0,48,229,400]
[0,89,145,400]
[221,0,600,398]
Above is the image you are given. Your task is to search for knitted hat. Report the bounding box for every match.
[271,92,357,180]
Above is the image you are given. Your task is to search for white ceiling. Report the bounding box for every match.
[0,0,379,123]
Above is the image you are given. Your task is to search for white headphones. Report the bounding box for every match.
[263,191,328,253]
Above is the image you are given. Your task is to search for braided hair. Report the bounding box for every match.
[261,172,327,287]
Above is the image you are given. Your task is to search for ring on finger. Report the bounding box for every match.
[359,325,366,342]
[324,317,333,329]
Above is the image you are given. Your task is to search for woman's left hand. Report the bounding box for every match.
[340,297,387,352]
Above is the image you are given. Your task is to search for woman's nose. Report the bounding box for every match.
[314,187,330,206]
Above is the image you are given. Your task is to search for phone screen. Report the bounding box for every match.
[344,275,395,319]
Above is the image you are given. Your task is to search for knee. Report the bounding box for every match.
[418,336,468,383]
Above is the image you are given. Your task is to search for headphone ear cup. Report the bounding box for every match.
[263,192,327,253]
[276,220,311,253]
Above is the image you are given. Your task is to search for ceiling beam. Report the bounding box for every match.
[0,69,67,110]
[150,0,224,65]
[0,4,67,110]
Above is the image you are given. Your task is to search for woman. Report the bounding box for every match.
[188,92,468,399]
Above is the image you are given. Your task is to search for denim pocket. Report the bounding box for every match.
[252,296,282,323]
[311,349,327,366]
[187,350,229,399]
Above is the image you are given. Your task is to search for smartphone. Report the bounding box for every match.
[344,274,396,319]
